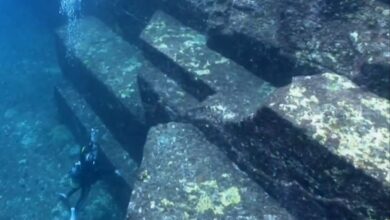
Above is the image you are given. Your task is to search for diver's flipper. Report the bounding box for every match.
[57,193,71,210]
[70,207,77,220]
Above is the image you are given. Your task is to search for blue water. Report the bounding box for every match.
[0,1,119,219]
[0,1,67,218]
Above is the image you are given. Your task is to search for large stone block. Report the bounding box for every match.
[141,10,273,96]
[137,11,329,218]
[127,123,294,219]
[237,73,389,219]
[140,10,274,124]
[156,0,390,97]
[56,17,154,163]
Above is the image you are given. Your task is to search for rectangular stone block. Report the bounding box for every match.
[141,10,274,130]
[245,73,390,219]
[127,122,294,219]
[56,17,153,163]
[140,10,274,103]
[156,0,390,98]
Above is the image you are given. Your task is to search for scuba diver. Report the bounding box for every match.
[58,128,119,220]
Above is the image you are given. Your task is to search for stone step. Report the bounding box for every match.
[134,51,330,217]
[140,10,274,105]
[54,79,138,188]
[138,10,329,218]
[137,9,390,219]
[127,122,294,219]
[140,10,275,136]
[134,54,389,219]
[235,73,389,219]
[56,16,154,163]
[158,0,390,99]
[137,64,200,125]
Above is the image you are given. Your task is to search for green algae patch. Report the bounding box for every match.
[220,187,241,207]
[183,180,242,215]
[160,198,174,207]
[196,194,215,214]
[323,72,357,91]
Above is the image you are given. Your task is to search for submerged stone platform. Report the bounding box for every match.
[241,73,390,219]
[53,5,390,220]
[127,9,390,219]
[155,0,390,98]
[140,10,275,138]
[140,10,274,104]
[127,123,294,220]
[56,17,152,163]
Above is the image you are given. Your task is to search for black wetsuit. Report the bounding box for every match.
[65,140,113,211]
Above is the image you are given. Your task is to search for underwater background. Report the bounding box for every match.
[0,1,121,219]
[0,0,389,219]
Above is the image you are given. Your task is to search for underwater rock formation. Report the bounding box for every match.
[140,10,274,124]
[127,123,294,219]
[56,17,149,163]
[155,0,390,98]
[245,73,390,219]
[51,0,390,219]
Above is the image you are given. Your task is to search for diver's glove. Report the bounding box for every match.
[90,128,99,144]
[70,207,77,220]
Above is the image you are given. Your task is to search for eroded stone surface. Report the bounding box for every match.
[156,0,390,98]
[56,17,152,162]
[267,72,390,185]
[127,123,294,220]
[245,72,390,219]
[57,17,146,122]
[141,11,273,94]
[141,10,274,123]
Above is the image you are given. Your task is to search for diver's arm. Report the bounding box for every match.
[90,128,99,145]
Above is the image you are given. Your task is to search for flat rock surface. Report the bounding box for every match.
[56,16,153,163]
[141,10,273,94]
[141,10,274,122]
[266,72,390,185]
[127,123,294,219]
[57,16,146,122]
[157,0,390,98]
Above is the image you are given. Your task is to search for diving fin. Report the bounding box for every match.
[70,207,77,220]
